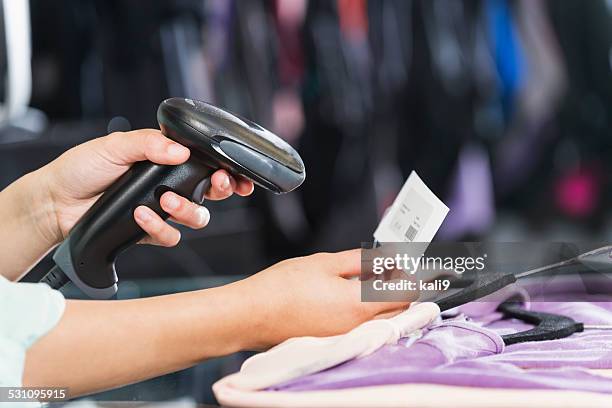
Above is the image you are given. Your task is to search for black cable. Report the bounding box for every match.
[39,264,70,290]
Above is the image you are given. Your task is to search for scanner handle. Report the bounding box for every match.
[53,158,213,298]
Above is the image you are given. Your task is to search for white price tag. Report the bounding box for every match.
[374,171,449,243]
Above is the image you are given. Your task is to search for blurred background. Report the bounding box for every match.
[2,0,612,405]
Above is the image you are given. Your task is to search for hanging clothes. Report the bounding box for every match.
[493,0,568,199]
[486,0,525,121]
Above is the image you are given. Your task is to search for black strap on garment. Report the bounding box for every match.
[497,302,585,346]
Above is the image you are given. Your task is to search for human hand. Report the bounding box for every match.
[22,249,405,395]
[37,129,254,246]
[233,249,409,349]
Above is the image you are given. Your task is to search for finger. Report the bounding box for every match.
[234,175,255,196]
[370,300,411,314]
[358,298,410,319]
[160,191,210,229]
[204,170,234,200]
[326,249,362,278]
[372,308,409,320]
[100,129,190,166]
[134,206,181,247]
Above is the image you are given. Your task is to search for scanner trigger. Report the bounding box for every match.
[192,177,212,204]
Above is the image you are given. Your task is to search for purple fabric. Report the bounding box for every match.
[270,284,612,393]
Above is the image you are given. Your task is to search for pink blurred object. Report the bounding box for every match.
[272,89,304,145]
[554,167,599,218]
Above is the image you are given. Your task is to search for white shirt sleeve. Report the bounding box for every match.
[0,275,66,387]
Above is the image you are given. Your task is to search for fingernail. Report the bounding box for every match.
[164,194,180,210]
[221,175,231,190]
[197,206,210,227]
[135,208,152,222]
[167,143,188,157]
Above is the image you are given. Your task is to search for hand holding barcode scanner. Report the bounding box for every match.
[45,129,254,246]
[1,105,253,284]
[37,98,306,298]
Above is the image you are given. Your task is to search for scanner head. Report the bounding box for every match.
[157,98,305,193]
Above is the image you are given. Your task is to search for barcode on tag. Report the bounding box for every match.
[374,171,449,243]
[404,225,418,241]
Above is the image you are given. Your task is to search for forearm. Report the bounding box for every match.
[0,169,59,280]
[23,280,259,397]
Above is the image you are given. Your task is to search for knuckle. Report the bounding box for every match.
[146,216,164,235]
[100,131,123,151]
[143,133,160,157]
[164,193,183,212]
[107,131,125,140]
[312,252,332,262]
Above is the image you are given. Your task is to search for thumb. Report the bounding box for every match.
[97,129,190,167]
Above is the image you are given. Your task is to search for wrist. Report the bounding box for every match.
[0,167,61,280]
[191,280,272,356]
[216,281,268,352]
[171,282,260,365]
[224,277,277,351]
[20,167,64,248]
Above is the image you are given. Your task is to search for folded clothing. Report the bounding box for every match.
[270,299,612,393]
[218,302,441,391]
[214,276,612,406]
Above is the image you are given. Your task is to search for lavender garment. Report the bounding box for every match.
[271,282,612,393]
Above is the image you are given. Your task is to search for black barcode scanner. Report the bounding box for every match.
[39,98,305,298]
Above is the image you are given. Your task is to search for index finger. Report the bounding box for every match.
[322,249,362,278]
[98,129,190,166]
[234,175,254,196]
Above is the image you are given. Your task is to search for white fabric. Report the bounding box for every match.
[214,302,440,392]
[0,275,66,387]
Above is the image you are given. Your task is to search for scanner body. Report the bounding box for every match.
[52,98,305,299]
